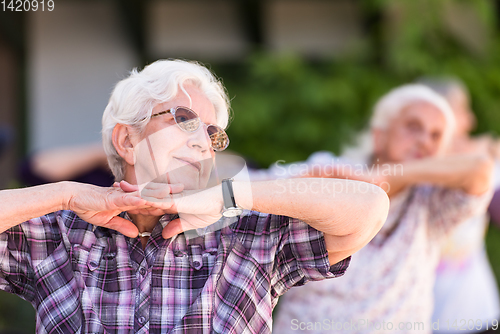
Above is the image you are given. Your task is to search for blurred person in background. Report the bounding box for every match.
[418,78,500,333]
[19,142,114,187]
[0,59,388,333]
[273,84,494,334]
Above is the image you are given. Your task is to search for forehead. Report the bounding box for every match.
[152,84,217,124]
[395,102,446,129]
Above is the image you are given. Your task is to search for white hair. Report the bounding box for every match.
[370,83,456,147]
[102,59,230,181]
[341,84,456,161]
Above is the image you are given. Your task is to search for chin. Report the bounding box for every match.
[180,176,211,190]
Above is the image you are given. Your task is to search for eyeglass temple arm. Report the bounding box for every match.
[151,108,173,118]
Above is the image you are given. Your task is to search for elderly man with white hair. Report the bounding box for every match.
[0,59,389,333]
[273,84,494,334]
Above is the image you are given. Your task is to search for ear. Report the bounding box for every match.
[112,124,135,166]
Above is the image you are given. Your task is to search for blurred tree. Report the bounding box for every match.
[0,291,35,333]
[216,0,500,168]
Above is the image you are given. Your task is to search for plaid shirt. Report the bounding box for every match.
[0,210,349,334]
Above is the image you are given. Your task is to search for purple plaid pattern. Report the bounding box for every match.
[0,210,349,333]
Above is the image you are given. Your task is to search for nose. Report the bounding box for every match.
[415,131,435,155]
[187,125,211,153]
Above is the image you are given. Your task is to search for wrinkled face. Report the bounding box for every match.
[373,102,447,163]
[132,84,216,190]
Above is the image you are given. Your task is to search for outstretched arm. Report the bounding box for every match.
[307,153,493,198]
[384,153,493,197]
[234,179,389,265]
[0,181,148,237]
[134,177,389,265]
[30,143,109,182]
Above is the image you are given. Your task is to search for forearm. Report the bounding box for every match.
[387,153,493,196]
[32,143,108,181]
[0,182,70,233]
[233,178,389,261]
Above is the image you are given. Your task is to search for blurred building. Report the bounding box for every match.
[0,0,490,177]
[0,0,366,164]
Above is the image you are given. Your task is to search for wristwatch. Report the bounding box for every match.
[221,178,243,218]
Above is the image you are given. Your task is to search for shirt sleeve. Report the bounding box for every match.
[417,185,493,238]
[271,216,350,297]
[0,212,63,302]
[0,225,35,302]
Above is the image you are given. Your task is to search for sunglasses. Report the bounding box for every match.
[151,106,229,151]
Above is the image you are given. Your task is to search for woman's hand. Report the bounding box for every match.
[116,180,223,239]
[113,180,184,216]
[65,182,149,237]
[160,187,224,239]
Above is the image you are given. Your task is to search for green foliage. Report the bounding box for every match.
[221,55,397,167]
[486,225,500,291]
[0,291,35,333]
[217,0,500,168]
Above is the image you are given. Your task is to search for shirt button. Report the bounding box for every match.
[138,316,146,324]
[139,268,146,276]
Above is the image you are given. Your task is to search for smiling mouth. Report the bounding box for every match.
[175,158,202,172]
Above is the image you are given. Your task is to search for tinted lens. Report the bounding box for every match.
[174,108,200,132]
[207,125,229,151]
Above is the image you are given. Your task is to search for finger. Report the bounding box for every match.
[162,218,184,239]
[104,216,139,238]
[143,182,184,193]
[127,208,160,215]
[141,196,176,210]
[119,180,139,193]
[170,183,184,193]
[141,208,167,216]
[113,182,120,188]
[111,193,148,209]
[141,187,173,200]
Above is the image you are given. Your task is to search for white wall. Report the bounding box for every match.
[264,0,364,57]
[27,1,138,152]
[146,0,248,61]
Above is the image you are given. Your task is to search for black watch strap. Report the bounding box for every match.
[222,178,237,209]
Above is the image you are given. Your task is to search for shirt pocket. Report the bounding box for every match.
[71,244,104,285]
[71,244,134,332]
[174,245,218,270]
[33,244,83,333]
[71,243,130,291]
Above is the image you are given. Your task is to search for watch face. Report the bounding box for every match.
[222,208,243,218]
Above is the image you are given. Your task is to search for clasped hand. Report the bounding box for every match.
[67,180,224,239]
